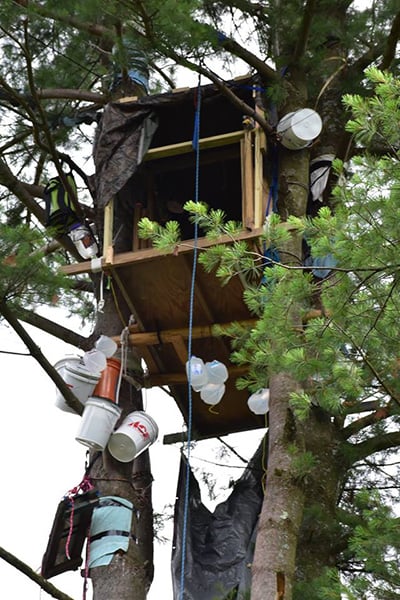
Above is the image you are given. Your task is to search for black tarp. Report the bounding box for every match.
[172,440,265,600]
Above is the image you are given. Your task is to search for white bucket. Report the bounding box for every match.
[75,397,122,450]
[277,108,322,150]
[107,411,159,463]
[63,361,101,406]
[54,356,88,414]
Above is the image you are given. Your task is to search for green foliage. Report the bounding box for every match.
[343,491,400,599]
[137,216,181,252]
[343,68,400,147]
[0,220,72,311]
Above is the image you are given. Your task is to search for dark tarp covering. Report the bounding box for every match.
[93,102,158,208]
[172,440,265,600]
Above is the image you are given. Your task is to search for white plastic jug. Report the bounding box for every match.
[205,360,228,384]
[200,383,226,406]
[186,356,208,389]
[247,388,270,415]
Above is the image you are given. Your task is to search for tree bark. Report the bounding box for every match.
[251,373,306,600]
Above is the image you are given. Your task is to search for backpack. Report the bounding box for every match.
[44,171,79,236]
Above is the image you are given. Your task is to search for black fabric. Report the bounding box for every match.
[171,439,265,600]
[93,104,158,208]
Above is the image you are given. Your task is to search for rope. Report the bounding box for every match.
[64,475,95,561]
[179,74,202,600]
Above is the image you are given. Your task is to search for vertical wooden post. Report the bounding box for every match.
[254,101,268,228]
[254,127,263,228]
[241,129,254,230]
[103,198,114,265]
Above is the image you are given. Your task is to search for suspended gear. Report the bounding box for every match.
[44,171,80,236]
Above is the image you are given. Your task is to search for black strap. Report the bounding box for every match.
[90,530,130,543]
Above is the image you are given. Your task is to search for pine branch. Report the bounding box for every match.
[12,0,113,40]
[0,545,75,600]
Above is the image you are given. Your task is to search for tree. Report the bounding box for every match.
[0,1,399,600]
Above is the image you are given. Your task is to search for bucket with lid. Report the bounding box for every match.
[54,356,97,414]
[107,411,158,463]
[63,361,101,405]
[92,358,122,403]
[277,108,322,150]
[75,397,122,450]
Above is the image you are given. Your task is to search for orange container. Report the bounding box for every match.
[92,358,122,403]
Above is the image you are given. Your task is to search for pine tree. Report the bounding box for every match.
[0,2,399,600]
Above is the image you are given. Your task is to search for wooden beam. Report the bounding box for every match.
[169,334,188,365]
[241,129,254,230]
[144,130,245,161]
[123,319,256,347]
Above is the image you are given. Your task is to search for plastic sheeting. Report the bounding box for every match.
[172,441,265,600]
[88,496,134,568]
[93,105,158,208]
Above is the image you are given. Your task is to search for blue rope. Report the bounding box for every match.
[179,75,202,600]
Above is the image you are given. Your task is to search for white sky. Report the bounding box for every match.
[0,309,263,600]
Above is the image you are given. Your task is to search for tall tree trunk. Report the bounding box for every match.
[251,373,306,600]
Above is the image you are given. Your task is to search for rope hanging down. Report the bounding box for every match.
[179,75,202,600]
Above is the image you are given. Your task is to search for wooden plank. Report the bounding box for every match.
[144,130,245,161]
[103,199,114,258]
[132,203,143,252]
[241,130,254,229]
[61,227,265,275]
[116,96,138,103]
[169,334,188,365]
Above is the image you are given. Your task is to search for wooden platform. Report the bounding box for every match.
[63,233,266,440]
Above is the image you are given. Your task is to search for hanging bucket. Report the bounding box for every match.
[54,357,99,414]
[64,361,101,404]
[107,411,158,463]
[92,358,122,403]
[75,397,122,450]
[277,108,322,150]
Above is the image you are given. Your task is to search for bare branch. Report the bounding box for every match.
[348,431,400,465]
[342,405,392,440]
[0,158,46,223]
[0,546,75,600]
[292,0,317,62]
[0,300,84,415]
[36,88,107,104]
[17,306,94,350]
[379,10,400,70]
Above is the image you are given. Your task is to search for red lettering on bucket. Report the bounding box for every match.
[128,420,149,439]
